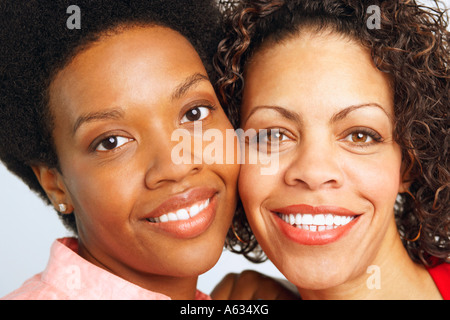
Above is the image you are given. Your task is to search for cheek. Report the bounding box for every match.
[238,164,272,224]
[63,159,140,226]
[344,147,402,212]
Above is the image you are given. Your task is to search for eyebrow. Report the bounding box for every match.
[171,73,210,101]
[71,73,209,135]
[244,103,390,126]
[72,108,124,135]
[244,105,302,125]
[329,103,391,124]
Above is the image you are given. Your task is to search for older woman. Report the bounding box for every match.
[216,0,449,299]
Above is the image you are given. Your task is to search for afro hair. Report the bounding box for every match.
[0,0,224,233]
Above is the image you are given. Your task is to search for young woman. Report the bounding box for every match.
[0,0,241,300]
[216,0,449,299]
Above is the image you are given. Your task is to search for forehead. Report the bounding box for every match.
[242,31,393,118]
[49,26,207,119]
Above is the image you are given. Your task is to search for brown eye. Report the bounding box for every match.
[181,106,212,123]
[268,130,281,141]
[95,136,131,151]
[351,132,370,143]
[341,128,382,146]
[185,107,201,121]
[252,129,290,155]
[256,129,287,143]
[267,129,287,143]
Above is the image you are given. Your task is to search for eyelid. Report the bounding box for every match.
[180,104,216,124]
[95,136,132,152]
[247,128,295,148]
[89,131,133,152]
[339,127,384,145]
[257,128,291,142]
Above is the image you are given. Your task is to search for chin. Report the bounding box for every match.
[289,271,349,291]
[271,252,357,291]
[177,239,225,276]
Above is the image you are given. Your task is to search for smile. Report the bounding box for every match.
[276,213,355,231]
[271,204,360,245]
[146,198,210,223]
[143,187,218,239]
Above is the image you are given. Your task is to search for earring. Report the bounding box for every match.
[58,203,68,213]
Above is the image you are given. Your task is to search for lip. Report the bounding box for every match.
[142,187,218,239]
[273,204,357,216]
[271,204,360,245]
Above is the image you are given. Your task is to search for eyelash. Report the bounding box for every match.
[245,128,293,154]
[180,104,216,124]
[88,104,216,153]
[341,128,383,147]
[90,133,134,153]
[246,127,382,150]
[254,128,291,144]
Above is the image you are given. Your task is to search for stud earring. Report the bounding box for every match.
[58,203,68,213]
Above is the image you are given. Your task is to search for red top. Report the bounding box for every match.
[427,262,450,300]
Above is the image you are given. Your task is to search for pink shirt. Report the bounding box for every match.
[2,237,210,300]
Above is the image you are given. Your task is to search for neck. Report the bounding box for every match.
[77,241,199,300]
[133,274,199,300]
[296,219,441,300]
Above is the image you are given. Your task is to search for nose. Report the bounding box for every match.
[283,138,344,190]
[144,138,203,190]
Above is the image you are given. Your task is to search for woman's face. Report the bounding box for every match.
[239,31,406,289]
[45,26,239,284]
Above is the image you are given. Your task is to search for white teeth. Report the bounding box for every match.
[313,214,325,226]
[302,214,313,225]
[289,214,296,225]
[189,204,200,218]
[334,215,341,225]
[168,212,178,221]
[176,208,189,220]
[147,198,211,223]
[277,213,355,231]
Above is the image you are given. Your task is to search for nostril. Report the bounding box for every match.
[283,157,344,190]
[144,161,203,190]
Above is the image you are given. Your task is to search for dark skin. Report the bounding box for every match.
[32,25,240,300]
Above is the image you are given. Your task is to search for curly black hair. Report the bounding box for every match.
[0,0,224,234]
[216,0,449,266]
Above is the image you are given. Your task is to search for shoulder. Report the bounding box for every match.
[1,273,69,300]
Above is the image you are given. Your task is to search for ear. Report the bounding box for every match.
[31,165,74,214]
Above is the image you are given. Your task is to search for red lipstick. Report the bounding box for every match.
[271,204,360,245]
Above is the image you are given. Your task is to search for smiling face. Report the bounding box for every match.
[39,25,239,291]
[239,31,407,290]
